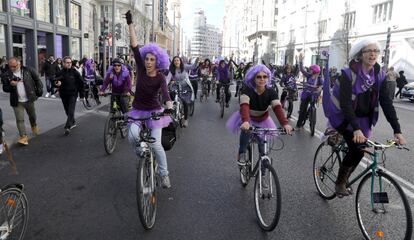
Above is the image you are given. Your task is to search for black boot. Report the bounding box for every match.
[335,165,352,198]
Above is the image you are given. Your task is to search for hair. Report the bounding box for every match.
[8,57,21,64]
[63,56,72,62]
[399,70,404,74]
[219,60,225,66]
[105,64,129,80]
[349,38,381,61]
[72,60,79,68]
[139,43,169,70]
[244,64,272,90]
[169,56,184,75]
[204,58,211,66]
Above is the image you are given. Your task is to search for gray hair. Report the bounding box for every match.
[349,38,381,60]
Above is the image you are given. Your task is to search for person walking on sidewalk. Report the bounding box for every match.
[42,55,55,98]
[395,70,407,99]
[54,56,84,136]
[385,66,398,100]
[0,107,4,154]
[1,57,43,146]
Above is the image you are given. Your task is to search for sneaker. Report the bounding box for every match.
[17,135,29,146]
[31,125,40,136]
[183,120,188,128]
[70,124,77,130]
[0,143,4,155]
[45,92,50,98]
[64,128,70,136]
[226,103,229,108]
[161,175,171,189]
[237,153,246,166]
[51,94,56,99]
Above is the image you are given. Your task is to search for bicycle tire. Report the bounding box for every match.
[356,171,412,240]
[313,141,340,200]
[254,160,281,231]
[136,156,157,230]
[309,105,316,136]
[0,188,29,240]
[239,145,252,187]
[104,114,118,155]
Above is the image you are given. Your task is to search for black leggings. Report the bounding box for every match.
[190,80,198,99]
[340,129,365,168]
[296,96,311,127]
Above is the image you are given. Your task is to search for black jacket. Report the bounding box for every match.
[2,66,43,107]
[42,60,54,78]
[54,68,85,98]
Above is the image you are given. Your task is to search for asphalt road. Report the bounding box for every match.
[0,86,413,240]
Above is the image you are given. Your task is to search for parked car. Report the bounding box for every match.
[401,82,414,102]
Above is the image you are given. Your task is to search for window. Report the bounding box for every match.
[0,25,6,57]
[71,37,81,60]
[344,11,356,29]
[289,29,295,42]
[55,0,67,26]
[70,2,81,29]
[0,0,4,11]
[36,0,51,22]
[318,20,327,35]
[373,1,392,23]
[11,0,31,17]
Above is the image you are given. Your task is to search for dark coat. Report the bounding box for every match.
[2,66,43,107]
[54,68,85,98]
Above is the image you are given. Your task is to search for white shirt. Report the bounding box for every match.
[13,69,28,102]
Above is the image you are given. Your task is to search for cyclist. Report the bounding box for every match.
[215,59,232,107]
[322,38,407,197]
[166,56,195,127]
[295,53,323,129]
[82,58,101,106]
[200,59,213,96]
[280,63,299,106]
[189,62,201,100]
[226,64,293,165]
[99,58,132,114]
[125,10,174,188]
[230,60,245,97]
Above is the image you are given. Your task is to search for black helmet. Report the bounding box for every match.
[112,58,124,65]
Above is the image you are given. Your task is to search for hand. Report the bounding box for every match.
[394,133,407,145]
[163,108,174,115]
[299,53,304,62]
[125,10,133,25]
[98,91,104,96]
[240,121,250,131]
[353,130,367,144]
[283,124,293,135]
[10,80,18,87]
[109,74,114,80]
[55,81,61,87]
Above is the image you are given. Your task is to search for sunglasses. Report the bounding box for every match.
[114,64,122,67]
[256,75,268,79]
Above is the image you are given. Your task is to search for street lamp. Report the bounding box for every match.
[145,0,155,42]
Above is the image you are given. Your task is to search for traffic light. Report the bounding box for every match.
[115,23,122,40]
[101,17,109,37]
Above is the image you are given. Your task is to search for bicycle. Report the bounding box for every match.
[0,183,29,240]
[313,138,412,239]
[102,93,129,155]
[128,112,169,230]
[199,76,211,103]
[297,93,318,136]
[169,82,186,128]
[235,79,243,103]
[82,81,100,110]
[281,87,297,119]
[218,82,233,118]
[238,127,287,231]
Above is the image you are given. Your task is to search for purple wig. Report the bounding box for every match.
[105,65,130,80]
[139,43,170,70]
[244,64,272,90]
[84,59,95,76]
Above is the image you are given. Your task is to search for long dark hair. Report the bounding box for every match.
[169,56,184,75]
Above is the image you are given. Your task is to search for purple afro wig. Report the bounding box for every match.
[139,43,170,70]
[244,64,272,90]
[84,59,95,76]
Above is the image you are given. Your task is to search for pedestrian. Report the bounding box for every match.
[385,66,398,100]
[1,57,43,146]
[395,70,408,99]
[0,107,4,154]
[54,56,84,136]
[42,55,55,98]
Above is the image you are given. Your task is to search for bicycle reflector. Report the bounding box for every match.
[7,198,16,207]
[375,230,385,237]
[373,192,389,204]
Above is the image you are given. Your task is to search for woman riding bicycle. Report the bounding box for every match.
[200,59,213,95]
[99,58,132,114]
[166,56,195,128]
[230,60,245,97]
[215,59,232,107]
[226,64,293,166]
[323,38,407,197]
[83,58,101,106]
[280,60,299,105]
[125,10,174,189]
[295,53,323,129]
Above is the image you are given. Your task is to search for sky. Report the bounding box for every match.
[180,0,225,38]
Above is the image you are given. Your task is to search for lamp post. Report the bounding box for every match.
[145,0,155,42]
[112,0,116,60]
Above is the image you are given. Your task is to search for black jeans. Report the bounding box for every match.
[338,129,365,168]
[61,95,77,129]
[216,83,231,104]
[296,96,311,127]
[45,76,55,94]
[111,94,129,114]
[395,87,403,98]
[190,79,198,99]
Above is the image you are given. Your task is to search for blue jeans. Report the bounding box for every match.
[128,123,169,177]
[239,130,265,156]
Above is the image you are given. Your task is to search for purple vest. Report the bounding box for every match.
[323,67,386,133]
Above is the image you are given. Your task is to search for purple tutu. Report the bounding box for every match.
[128,108,171,129]
[226,111,277,135]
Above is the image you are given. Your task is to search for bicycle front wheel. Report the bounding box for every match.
[356,171,413,240]
[254,159,281,231]
[239,145,253,187]
[104,114,118,155]
[313,141,340,200]
[136,156,157,230]
[0,188,29,240]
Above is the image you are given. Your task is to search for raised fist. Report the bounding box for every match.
[125,11,133,25]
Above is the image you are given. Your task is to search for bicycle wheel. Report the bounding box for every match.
[136,156,157,230]
[356,171,412,240]
[189,102,195,117]
[239,145,253,187]
[0,188,29,240]
[82,89,96,110]
[309,105,316,136]
[313,141,340,200]
[254,159,281,231]
[104,114,118,155]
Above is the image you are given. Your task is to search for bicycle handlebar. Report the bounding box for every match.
[363,139,409,151]
[248,126,288,135]
[127,112,170,122]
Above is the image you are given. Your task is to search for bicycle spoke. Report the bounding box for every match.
[313,142,339,199]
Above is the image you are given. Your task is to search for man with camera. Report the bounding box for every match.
[1,57,43,146]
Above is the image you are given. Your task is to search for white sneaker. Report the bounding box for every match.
[161,175,171,188]
[51,94,56,99]
[183,119,188,128]
[0,143,4,155]
[45,92,50,98]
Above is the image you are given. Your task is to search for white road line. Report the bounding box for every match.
[290,114,414,199]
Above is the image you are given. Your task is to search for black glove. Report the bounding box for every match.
[125,11,133,25]
[163,108,174,115]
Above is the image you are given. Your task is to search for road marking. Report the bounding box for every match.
[290,114,414,199]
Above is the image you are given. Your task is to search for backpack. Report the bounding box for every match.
[161,122,176,151]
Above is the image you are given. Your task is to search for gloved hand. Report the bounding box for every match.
[163,108,174,115]
[125,10,133,25]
